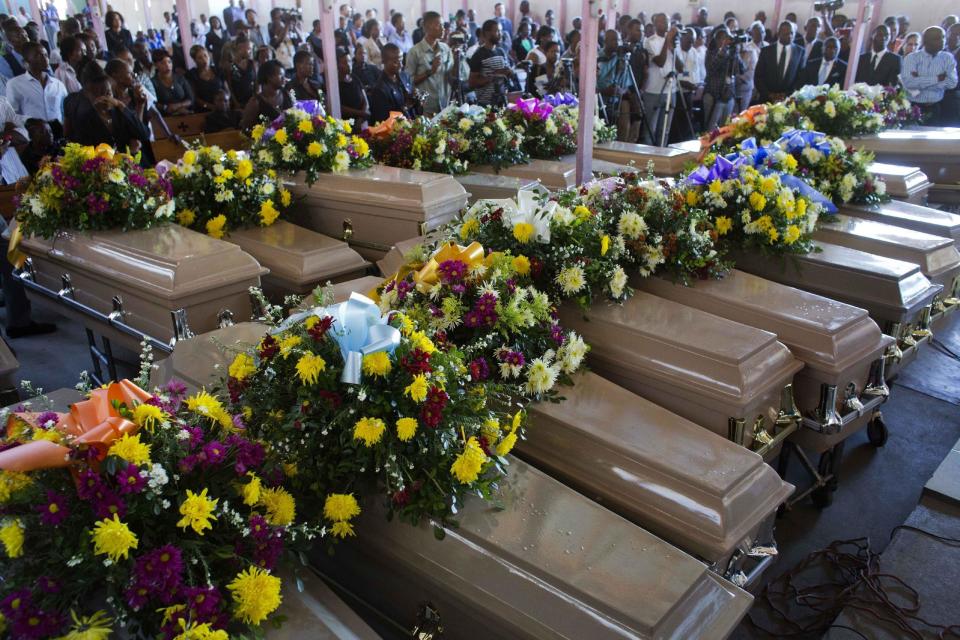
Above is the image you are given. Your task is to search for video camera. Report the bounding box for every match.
[813,0,844,12]
[730,29,751,44]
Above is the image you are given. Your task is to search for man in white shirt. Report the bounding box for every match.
[5,42,67,130]
[641,13,679,145]
[386,13,413,54]
[802,17,824,61]
[798,36,846,87]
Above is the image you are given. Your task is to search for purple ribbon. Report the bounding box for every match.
[510,97,554,119]
[543,93,578,107]
[685,153,747,186]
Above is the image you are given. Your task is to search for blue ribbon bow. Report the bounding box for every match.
[776,129,833,156]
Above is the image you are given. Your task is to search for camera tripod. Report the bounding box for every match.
[601,49,656,145]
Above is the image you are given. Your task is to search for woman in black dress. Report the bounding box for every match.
[205,16,225,66]
[240,59,293,131]
[284,50,322,101]
[151,50,194,115]
[186,45,224,111]
[228,37,257,110]
[104,11,134,57]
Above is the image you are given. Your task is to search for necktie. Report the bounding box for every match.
[872,52,880,69]
[778,45,787,82]
[819,63,828,84]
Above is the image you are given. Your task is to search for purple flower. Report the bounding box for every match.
[35,411,59,428]
[116,463,146,494]
[128,544,184,608]
[1,590,63,639]
[469,357,489,381]
[36,490,69,525]
[91,486,126,519]
[182,425,205,449]
[128,172,149,188]
[498,349,526,367]
[550,323,566,346]
[182,585,223,622]
[76,469,104,500]
[251,527,285,569]
[437,259,468,284]
[201,441,227,467]
[228,435,265,475]
[36,576,61,594]
[249,514,272,542]
[464,292,499,328]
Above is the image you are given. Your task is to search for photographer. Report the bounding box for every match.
[598,29,640,141]
[702,27,745,131]
[469,19,514,107]
[641,13,679,145]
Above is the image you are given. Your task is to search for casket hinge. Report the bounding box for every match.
[863,358,890,398]
[811,384,842,435]
[217,308,235,328]
[108,296,127,323]
[170,308,195,344]
[912,305,933,339]
[342,218,354,241]
[20,258,35,281]
[58,274,75,299]
[411,603,442,640]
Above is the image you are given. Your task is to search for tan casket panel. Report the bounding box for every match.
[149,321,266,391]
[285,167,469,260]
[593,141,699,176]
[20,226,265,349]
[522,371,793,568]
[226,221,369,297]
[454,173,544,204]
[868,162,931,204]
[471,159,577,190]
[559,293,804,456]
[312,459,752,640]
[839,200,960,249]
[850,130,960,186]
[269,568,379,640]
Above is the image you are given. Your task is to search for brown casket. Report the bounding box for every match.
[814,215,960,326]
[593,141,699,176]
[848,129,960,203]
[636,272,895,456]
[225,221,369,298]
[179,293,793,588]
[558,293,805,459]
[868,162,931,204]
[471,159,577,190]
[154,327,753,639]
[731,243,942,376]
[838,199,960,249]
[284,167,469,260]
[454,173,543,204]
[18,226,265,353]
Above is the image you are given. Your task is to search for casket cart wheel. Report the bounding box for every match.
[811,450,835,509]
[867,414,888,448]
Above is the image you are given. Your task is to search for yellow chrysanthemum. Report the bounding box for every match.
[297,119,314,134]
[782,154,798,171]
[331,521,355,538]
[273,128,288,144]
[324,493,360,523]
[279,188,291,207]
[749,192,767,212]
[353,417,386,446]
[708,179,723,194]
[0,519,24,558]
[60,609,113,640]
[282,462,298,477]
[685,189,700,206]
[91,515,138,561]
[759,175,778,196]
[182,149,197,165]
[172,619,228,640]
[177,208,196,227]
[251,124,266,141]
[450,437,487,484]
[404,374,429,403]
[177,488,218,535]
[574,205,592,221]
[186,390,228,425]
[715,216,733,236]
[235,158,254,180]
[336,133,348,148]
[259,487,296,526]
[342,119,352,133]
[228,567,282,625]
[133,403,167,431]
[785,225,801,244]
[307,141,324,157]
[409,331,436,354]
[205,214,227,239]
[107,433,151,466]
[228,353,256,381]
[0,471,31,504]
[600,235,610,256]
[459,217,479,240]
[512,222,535,243]
[278,334,302,358]
[767,226,780,243]
[259,199,280,226]
[796,197,807,217]
[512,255,531,276]
[496,430,518,456]
[362,351,392,377]
[396,417,418,441]
[296,352,327,385]
[240,473,262,507]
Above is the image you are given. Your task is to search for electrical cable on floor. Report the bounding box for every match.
[746,526,960,639]
[929,338,960,363]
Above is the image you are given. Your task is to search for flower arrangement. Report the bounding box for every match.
[0,379,316,638]
[432,104,529,171]
[681,155,823,256]
[225,291,525,533]
[848,83,922,129]
[786,83,889,138]
[503,96,577,159]
[364,112,469,174]
[568,173,727,283]
[544,93,618,144]
[14,143,174,239]
[165,145,291,239]
[249,101,373,186]
[373,240,587,403]
[456,191,634,306]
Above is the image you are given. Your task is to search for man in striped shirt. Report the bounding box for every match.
[901,26,958,124]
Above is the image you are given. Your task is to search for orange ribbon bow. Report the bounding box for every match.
[366,111,406,140]
[0,379,152,472]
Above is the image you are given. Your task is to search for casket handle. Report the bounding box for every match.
[20,258,35,281]
[108,296,127,323]
[217,308,235,328]
[342,218,354,241]
[170,308,195,344]
[911,305,933,339]
[58,274,75,299]
[411,603,443,640]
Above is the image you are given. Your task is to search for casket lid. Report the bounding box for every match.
[636,271,886,374]
[376,234,432,277]
[732,242,941,320]
[149,321,266,391]
[593,141,698,175]
[226,221,369,284]
[559,292,803,406]
[289,166,468,221]
[25,226,268,301]
[526,371,793,562]
[454,173,541,201]
[868,162,931,197]
[853,129,960,153]
[840,200,960,245]
[815,215,960,283]
[271,568,378,640]
[471,159,577,190]
[350,458,751,639]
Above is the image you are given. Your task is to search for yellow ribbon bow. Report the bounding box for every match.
[411,241,485,294]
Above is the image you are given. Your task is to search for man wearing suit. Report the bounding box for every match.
[801,17,824,61]
[856,24,902,86]
[755,21,805,102]
[799,37,847,87]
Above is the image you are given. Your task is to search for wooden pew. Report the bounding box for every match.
[0,183,18,221]
[156,113,208,140]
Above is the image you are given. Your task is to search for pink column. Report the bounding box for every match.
[844,0,873,89]
[87,0,107,53]
[559,0,566,34]
[382,0,389,20]
[175,0,194,69]
[320,0,341,118]
[420,0,427,17]
[771,0,784,31]
[440,0,450,21]
[575,0,598,184]
[866,0,884,44]
[28,0,43,31]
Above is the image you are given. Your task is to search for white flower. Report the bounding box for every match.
[558,333,588,373]
[551,205,575,225]
[643,245,665,271]
[482,126,492,136]
[108,168,125,184]
[260,182,275,196]
[459,117,473,132]
[801,147,823,165]
[333,150,351,172]
[525,358,559,394]
[545,118,557,134]
[555,265,586,295]
[823,100,836,118]
[28,196,45,217]
[617,211,647,239]
[435,139,446,155]
[257,149,274,165]
[874,180,886,196]
[147,463,169,490]
[493,190,554,243]
[212,163,224,175]
[155,199,175,220]
[499,360,523,379]
[214,189,234,202]
[281,144,298,162]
